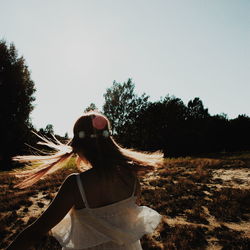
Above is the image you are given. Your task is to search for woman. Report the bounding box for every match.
[7,111,163,250]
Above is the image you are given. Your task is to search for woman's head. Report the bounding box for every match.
[70,112,117,167]
[71,112,111,151]
[73,112,110,135]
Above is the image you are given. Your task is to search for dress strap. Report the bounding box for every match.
[132,175,137,197]
[76,174,89,208]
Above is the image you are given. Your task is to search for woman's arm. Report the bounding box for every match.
[6,174,77,250]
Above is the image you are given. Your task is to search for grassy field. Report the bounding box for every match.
[0,152,250,249]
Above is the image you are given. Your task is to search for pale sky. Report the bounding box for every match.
[1,0,249,136]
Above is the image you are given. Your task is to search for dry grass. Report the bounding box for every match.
[208,188,250,222]
[208,225,250,249]
[1,152,250,249]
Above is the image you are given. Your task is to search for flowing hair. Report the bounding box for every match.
[13,111,164,188]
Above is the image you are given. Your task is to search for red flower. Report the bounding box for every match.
[92,115,107,130]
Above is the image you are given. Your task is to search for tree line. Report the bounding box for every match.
[0,41,249,170]
[103,79,250,157]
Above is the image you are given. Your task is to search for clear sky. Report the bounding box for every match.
[1,0,249,136]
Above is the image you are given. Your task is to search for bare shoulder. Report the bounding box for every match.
[78,169,99,181]
[65,173,78,183]
[61,173,79,193]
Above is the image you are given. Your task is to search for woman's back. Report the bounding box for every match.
[74,167,139,210]
[52,170,162,250]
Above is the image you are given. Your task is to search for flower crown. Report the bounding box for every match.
[78,115,111,139]
[78,130,110,139]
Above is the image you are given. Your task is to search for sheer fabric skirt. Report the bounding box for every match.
[52,197,161,250]
[62,240,142,250]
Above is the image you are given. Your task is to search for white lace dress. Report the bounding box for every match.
[51,174,162,250]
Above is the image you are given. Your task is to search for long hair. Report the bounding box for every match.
[13,111,163,188]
